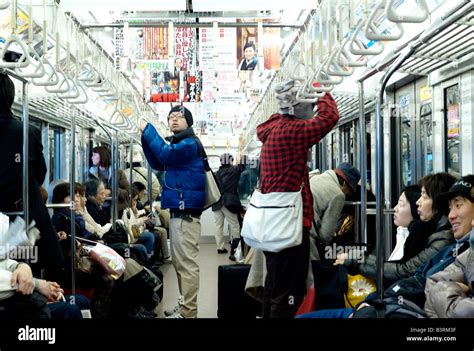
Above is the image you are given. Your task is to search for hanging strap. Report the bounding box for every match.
[192,136,212,172]
[132,168,147,181]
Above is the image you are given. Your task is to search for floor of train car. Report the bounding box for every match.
[155,242,232,318]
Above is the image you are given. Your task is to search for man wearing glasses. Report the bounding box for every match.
[139,105,205,318]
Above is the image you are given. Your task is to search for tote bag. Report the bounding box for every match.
[241,188,303,252]
[192,136,222,210]
[203,167,222,210]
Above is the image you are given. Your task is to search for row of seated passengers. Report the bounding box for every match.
[0,178,170,319]
[292,172,474,318]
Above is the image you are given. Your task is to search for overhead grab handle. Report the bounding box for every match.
[338,38,367,67]
[316,55,343,85]
[45,68,71,94]
[56,77,80,99]
[15,47,46,78]
[32,57,60,86]
[325,46,354,77]
[365,1,404,41]
[349,19,385,56]
[0,0,10,9]
[0,34,31,69]
[385,0,429,23]
[65,81,88,104]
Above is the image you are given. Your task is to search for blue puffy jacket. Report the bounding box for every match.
[141,124,205,211]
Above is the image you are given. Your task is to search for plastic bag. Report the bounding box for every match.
[84,242,126,280]
[234,241,244,263]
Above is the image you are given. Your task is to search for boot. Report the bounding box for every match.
[229,238,241,261]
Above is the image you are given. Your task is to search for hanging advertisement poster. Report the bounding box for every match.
[262,27,281,70]
[175,27,196,71]
[143,27,169,60]
[149,70,202,103]
[183,71,202,102]
[447,104,459,138]
[236,26,259,71]
[199,27,237,71]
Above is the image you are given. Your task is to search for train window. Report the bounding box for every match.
[53,128,63,181]
[420,103,433,176]
[444,84,461,178]
[399,94,412,186]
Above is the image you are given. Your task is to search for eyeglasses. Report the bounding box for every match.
[168,113,185,120]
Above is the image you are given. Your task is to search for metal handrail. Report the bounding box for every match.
[45,204,72,209]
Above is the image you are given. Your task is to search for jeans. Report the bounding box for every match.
[296,308,355,319]
[48,294,91,319]
[137,231,155,254]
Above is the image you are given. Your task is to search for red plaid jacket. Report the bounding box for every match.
[256,93,339,228]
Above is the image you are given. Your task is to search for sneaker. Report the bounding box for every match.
[229,254,236,261]
[166,311,185,318]
[164,305,181,317]
[217,248,228,254]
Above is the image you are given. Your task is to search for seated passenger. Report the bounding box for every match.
[336,173,456,286]
[84,179,111,226]
[51,183,98,241]
[300,175,471,319]
[89,146,130,217]
[75,183,112,238]
[424,176,474,318]
[132,182,170,263]
[0,257,85,319]
[122,186,155,258]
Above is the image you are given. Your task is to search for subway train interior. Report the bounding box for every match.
[0,0,473,326]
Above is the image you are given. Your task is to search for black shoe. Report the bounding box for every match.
[229,255,236,261]
[217,248,228,254]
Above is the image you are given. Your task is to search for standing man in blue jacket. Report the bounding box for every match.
[139,105,205,318]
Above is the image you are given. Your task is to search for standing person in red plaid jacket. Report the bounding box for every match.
[257,79,339,318]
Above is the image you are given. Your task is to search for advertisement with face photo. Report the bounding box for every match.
[149,70,202,103]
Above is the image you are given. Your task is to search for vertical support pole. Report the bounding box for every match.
[69,108,76,297]
[358,81,367,244]
[129,139,134,184]
[375,88,385,300]
[22,80,30,236]
[112,130,119,230]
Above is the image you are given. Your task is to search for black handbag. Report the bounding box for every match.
[312,260,348,310]
[217,264,261,319]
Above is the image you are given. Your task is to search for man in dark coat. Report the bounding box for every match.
[212,153,245,259]
[0,73,64,279]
